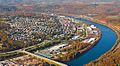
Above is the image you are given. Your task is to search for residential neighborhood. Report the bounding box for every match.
[0,14,101,66]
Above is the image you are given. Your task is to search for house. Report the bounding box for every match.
[90,25,96,29]
[82,38,96,44]
[87,26,92,31]
[72,35,80,40]
[88,38,96,43]
[82,39,89,43]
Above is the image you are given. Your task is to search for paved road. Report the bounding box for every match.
[19,50,67,66]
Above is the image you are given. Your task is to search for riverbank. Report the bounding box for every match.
[79,35,101,54]
[71,15,120,66]
[0,14,101,63]
[83,18,120,66]
[0,14,118,66]
[53,35,101,62]
[54,37,101,62]
[63,14,118,66]
[62,14,119,54]
[79,16,120,59]
[50,16,102,62]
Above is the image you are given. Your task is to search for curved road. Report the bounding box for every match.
[65,18,118,66]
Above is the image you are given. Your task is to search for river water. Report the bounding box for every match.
[65,18,118,66]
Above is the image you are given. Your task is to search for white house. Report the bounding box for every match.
[90,25,96,29]
[72,35,80,40]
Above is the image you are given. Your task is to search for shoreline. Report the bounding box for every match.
[69,15,120,64]
[79,35,101,54]
[0,15,102,63]
[53,35,101,62]
[58,14,119,65]
[52,16,102,62]
[1,14,118,65]
[89,24,120,63]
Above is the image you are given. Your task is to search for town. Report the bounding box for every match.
[0,0,120,66]
[0,14,101,66]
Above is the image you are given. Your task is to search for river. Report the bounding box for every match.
[65,18,118,66]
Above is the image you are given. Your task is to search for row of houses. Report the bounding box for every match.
[0,15,65,41]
